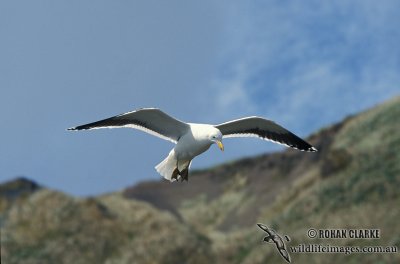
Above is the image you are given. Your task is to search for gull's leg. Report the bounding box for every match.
[171,160,181,182]
[180,168,189,181]
[180,160,191,182]
[171,168,179,181]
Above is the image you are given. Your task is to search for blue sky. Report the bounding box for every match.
[1,1,399,196]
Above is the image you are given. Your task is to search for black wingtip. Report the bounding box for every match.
[67,124,91,131]
[309,146,318,152]
[257,223,268,230]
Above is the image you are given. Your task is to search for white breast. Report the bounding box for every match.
[174,123,214,160]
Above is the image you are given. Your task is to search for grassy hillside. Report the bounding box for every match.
[1,97,399,264]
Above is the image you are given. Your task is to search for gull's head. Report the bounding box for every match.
[209,128,224,151]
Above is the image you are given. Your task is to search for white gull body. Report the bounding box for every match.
[156,124,222,180]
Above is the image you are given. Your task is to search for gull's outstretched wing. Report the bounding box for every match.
[67,108,189,143]
[215,117,317,152]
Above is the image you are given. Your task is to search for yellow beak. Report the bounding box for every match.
[216,140,224,151]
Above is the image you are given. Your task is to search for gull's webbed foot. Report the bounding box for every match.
[171,168,180,181]
[180,168,189,182]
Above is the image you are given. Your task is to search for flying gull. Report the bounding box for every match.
[68,108,317,181]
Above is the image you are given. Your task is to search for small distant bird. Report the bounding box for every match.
[68,108,316,181]
[257,223,291,263]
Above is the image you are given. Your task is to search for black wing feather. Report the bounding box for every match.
[216,117,316,152]
[67,108,189,143]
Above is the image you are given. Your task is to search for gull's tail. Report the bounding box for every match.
[155,151,177,182]
[155,150,192,182]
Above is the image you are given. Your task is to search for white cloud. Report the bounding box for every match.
[212,62,256,119]
[210,0,400,135]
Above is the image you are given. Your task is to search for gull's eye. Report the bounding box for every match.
[212,136,216,139]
